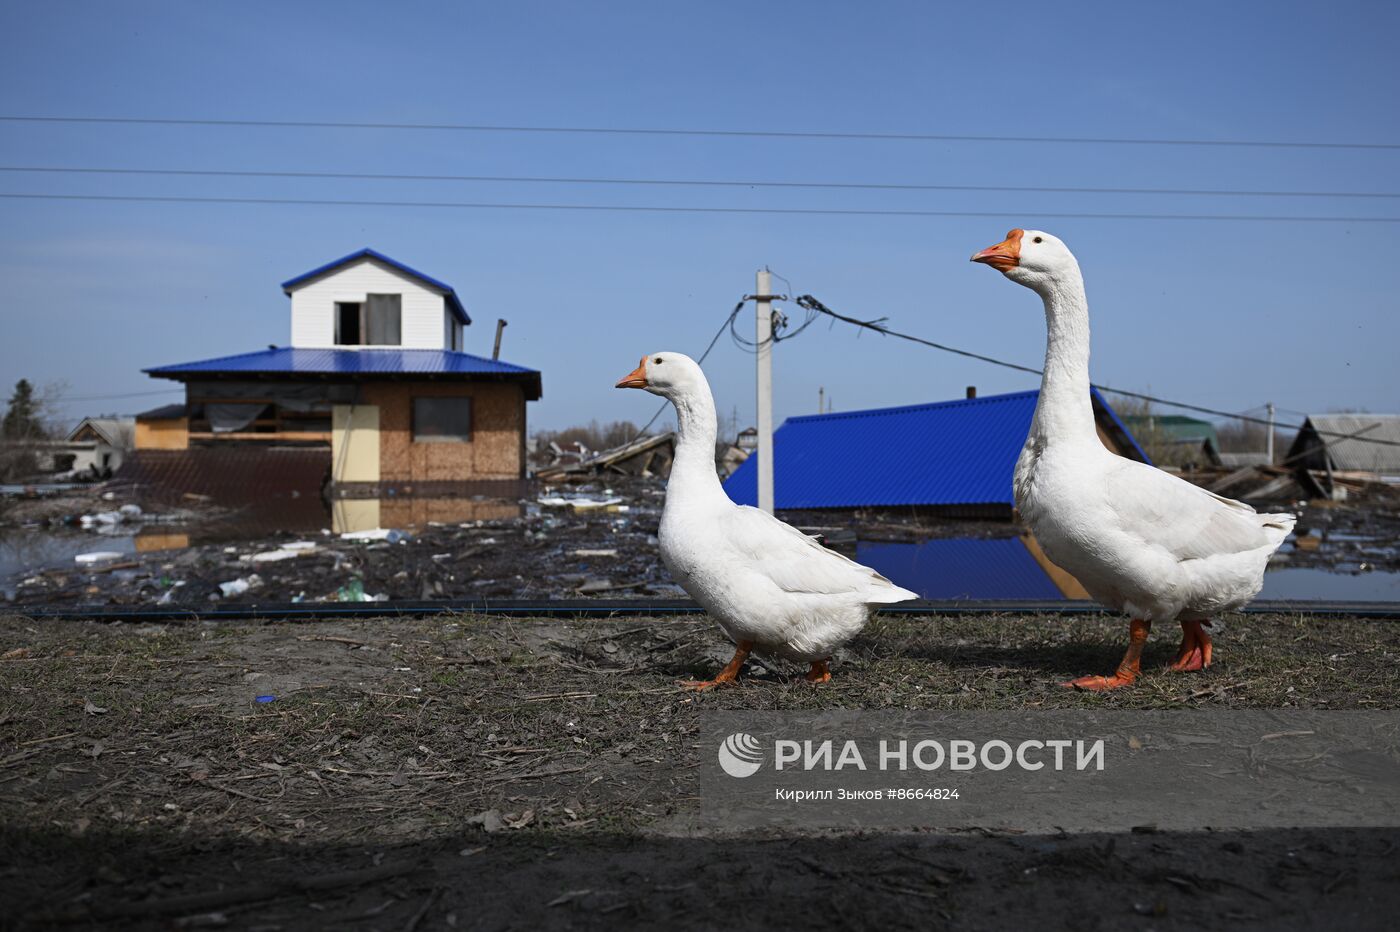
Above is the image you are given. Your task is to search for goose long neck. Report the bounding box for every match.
[667,381,724,498]
[1031,267,1098,444]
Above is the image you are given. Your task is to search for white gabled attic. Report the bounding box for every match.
[282,248,469,351]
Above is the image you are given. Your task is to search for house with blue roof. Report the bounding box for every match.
[722,388,1149,599]
[135,249,542,495]
[724,387,1148,517]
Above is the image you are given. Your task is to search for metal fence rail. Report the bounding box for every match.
[12,598,1400,623]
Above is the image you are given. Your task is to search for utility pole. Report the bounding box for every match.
[818,386,824,414]
[1266,402,1275,463]
[755,269,774,514]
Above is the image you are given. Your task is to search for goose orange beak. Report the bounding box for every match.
[615,356,649,389]
[971,229,1024,272]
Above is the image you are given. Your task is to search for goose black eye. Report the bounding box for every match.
[654,357,663,364]
[1033,236,1043,244]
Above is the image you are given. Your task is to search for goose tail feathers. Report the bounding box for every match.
[1259,512,1298,550]
[864,581,920,606]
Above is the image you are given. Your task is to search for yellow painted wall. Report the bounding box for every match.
[332,498,381,534]
[331,405,380,483]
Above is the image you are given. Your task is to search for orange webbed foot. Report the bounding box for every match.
[1167,620,1213,672]
[1061,619,1149,691]
[677,678,737,692]
[1061,673,1136,691]
[804,660,832,684]
[678,640,754,692]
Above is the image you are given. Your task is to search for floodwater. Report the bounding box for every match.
[1257,566,1400,602]
[0,530,136,597]
[0,531,134,580]
[857,535,1400,603]
[3,487,1398,604]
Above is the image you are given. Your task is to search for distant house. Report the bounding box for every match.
[1285,414,1400,485]
[65,416,135,476]
[1217,451,1273,470]
[724,387,1148,518]
[137,249,542,500]
[1120,414,1221,470]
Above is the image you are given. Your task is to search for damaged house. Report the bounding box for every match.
[130,249,542,527]
[1285,413,1400,496]
[64,416,136,477]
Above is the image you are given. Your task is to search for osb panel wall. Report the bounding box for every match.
[361,381,525,482]
[135,419,189,451]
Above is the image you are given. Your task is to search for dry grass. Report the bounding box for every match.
[2,611,1398,929]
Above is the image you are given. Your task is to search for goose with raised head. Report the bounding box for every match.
[616,352,918,689]
[971,230,1295,690]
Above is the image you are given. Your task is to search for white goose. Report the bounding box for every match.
[971,230,1295,690]
[616,352,918,689]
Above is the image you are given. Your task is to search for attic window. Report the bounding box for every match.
[335,303,361,344]
[335,294,402,346]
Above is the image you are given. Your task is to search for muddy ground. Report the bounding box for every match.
[2,610,1399,930]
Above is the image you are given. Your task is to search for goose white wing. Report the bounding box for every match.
[722,505,915,602]
[1099,458,1290,562]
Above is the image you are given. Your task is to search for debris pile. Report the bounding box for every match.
[3,478,683,607]
[535,432,675,481]
[5,474,1398,609]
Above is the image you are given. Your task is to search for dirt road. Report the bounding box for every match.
[3,611,1398,929]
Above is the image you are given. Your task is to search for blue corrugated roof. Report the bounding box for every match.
[145,348,541,399]
[724,387,1147,510]
[280,248,470,325]
[857,537,1065,600]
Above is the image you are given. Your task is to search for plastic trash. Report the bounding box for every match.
[336,578,366,601]
[75,551,124,565]
[255,695,275,703]
[339,528,409,543]
[538,496,625,511]
[243,548,301,564]
[218,575,261,597]
[219,579,250,597]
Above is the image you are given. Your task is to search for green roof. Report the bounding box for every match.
[1121,415,1219,447]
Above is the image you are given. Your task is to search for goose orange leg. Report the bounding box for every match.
[805,659,832,684]
[679,640,753,691]
[1063,619,1150,691]
[1168,619,1213,672]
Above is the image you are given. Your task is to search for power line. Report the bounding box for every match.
[4,192,1397,223]
[631,300,748,440]
[56,388,183,403]
[2,165,1397,200]
[2,114,1397,151]
[787,295,1400,448]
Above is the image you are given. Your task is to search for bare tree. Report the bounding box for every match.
[0,380,67,481]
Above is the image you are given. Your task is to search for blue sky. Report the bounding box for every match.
[1,0,1396,439]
